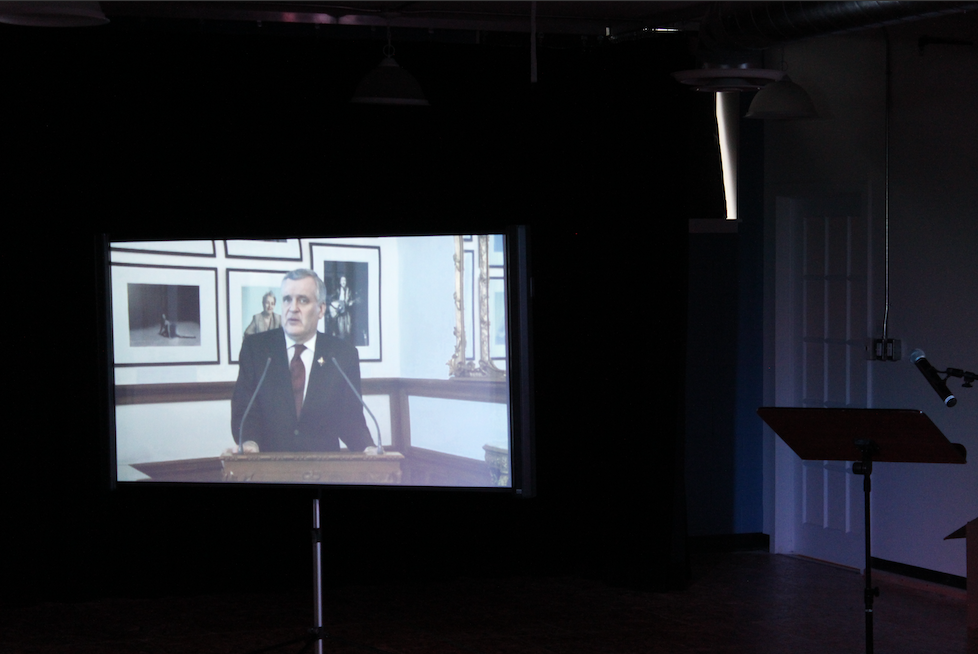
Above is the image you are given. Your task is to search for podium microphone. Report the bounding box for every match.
[910,349,957,408]
[238,357,273,452]
[331,357,384,454]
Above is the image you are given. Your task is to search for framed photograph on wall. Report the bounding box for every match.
[224,239,302,261]
[309,243,381,362]
[110,263,219,366]
[226,268,293,364]
[111,241,216,257]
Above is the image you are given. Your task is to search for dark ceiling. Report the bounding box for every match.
[100,1,711,38]
[5,2,974,56]
[80,1,978,59]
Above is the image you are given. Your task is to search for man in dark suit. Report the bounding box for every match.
[231,269,376,453]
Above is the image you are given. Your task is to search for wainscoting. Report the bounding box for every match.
[116,377,508,487]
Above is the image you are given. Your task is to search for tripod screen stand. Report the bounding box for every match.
[757,407,967,654]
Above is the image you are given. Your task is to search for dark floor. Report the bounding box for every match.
[2,552,972,654]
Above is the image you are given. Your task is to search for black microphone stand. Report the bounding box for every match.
[943,367,976,389]
[852,440,880,654]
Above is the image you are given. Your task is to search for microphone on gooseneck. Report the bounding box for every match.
[238,357,273,452]
[331,357,384,454]
[910,349,957,408]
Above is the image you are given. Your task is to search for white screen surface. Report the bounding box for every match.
[109,235,512,488]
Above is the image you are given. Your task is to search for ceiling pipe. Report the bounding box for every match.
[0,1,109,27]
[700,1,978,52]
[678,1,977,92]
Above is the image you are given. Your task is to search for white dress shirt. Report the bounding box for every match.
[285,331,317,407]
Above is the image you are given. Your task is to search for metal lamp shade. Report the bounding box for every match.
[746,77,817,119]
[351,57,429,106]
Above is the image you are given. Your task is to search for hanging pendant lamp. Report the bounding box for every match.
[351,27,429,106]
[746,75,817,119]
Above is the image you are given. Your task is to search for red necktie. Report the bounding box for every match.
[290,344,306,419]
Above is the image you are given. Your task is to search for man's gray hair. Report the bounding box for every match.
[282,269,328,305]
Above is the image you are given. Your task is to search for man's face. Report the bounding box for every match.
[281,277,325,343]
[339,276,347,288]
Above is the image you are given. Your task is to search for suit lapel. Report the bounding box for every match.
[269,329,292,383]
[307,333,335,401]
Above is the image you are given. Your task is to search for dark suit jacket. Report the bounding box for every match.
[231,327,374,452]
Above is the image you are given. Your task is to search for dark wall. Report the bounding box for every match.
[732,104,766,535]
[684,94,765,537]
[685,233,739,535]
[5,20,707,603]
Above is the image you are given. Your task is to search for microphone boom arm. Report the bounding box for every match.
[943,367,976,388]
[238,357,273,453]
[330,357,384,454]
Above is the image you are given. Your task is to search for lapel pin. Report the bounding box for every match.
[317,357,325,367]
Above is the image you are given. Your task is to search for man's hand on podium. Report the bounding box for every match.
[223,441,259,455]
[363,446,380,456]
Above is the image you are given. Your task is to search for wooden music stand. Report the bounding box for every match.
[944,518,978,640]
[757,407,967,654]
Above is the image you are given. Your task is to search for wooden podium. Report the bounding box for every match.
[131,452,404,484]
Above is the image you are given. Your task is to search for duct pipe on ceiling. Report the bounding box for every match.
[701,1,978,52]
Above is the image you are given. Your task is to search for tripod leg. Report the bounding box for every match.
[312,497,324,654]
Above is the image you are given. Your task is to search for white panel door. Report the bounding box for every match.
[773,190,872,568]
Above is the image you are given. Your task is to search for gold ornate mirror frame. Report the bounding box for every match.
[448,235,506,380]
